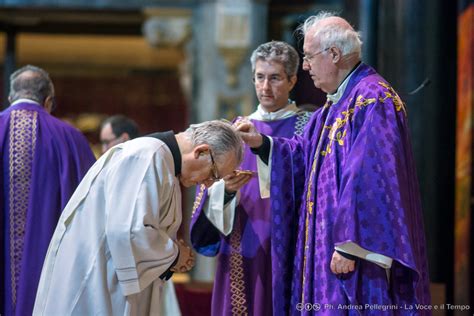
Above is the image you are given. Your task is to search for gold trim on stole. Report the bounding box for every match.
[8,109,38,308]
[229,211,248,315]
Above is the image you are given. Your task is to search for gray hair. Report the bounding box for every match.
[185,120,243,164]
[250,41,300,78]
[9,65,55,104]
[298,11,362,58]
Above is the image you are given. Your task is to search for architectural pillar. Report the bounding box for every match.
[359,0,378,68]
[3,27,16,109]
[378,0,457,305]
[191,0,268,282]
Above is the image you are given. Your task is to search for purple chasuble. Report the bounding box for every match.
[0,102,96,316]
[271,64,431,315]
[191,111,311,315]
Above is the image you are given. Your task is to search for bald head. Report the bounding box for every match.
[316,16,353,30]
[298,11,362,59]
[9,65,55,112]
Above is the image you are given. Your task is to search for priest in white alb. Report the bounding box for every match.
[33,120,243,316]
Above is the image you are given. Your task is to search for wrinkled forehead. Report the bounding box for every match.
[303,28,320,51]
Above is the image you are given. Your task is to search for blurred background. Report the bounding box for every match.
[0,0,471,315]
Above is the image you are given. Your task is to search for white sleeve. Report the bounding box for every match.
[335,242,393,269]
[203,179,238,236]
[105,151,179,296]
[256,137,273,199]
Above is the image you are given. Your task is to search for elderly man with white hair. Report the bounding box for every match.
[238,11,431,315]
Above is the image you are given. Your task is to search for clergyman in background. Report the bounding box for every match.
[100,114,140,154]
[0,65,95,316]
[190,41,312,315]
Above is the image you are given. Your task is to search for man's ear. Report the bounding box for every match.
[288,75,297,91]
[193,144,210,159]
[44,95,54,113]
[120,133,131,142]
[330,47,342,63]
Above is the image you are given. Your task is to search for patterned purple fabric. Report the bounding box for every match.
[0,102,95,316]
[190,112,311,315]
[271,64,431,315]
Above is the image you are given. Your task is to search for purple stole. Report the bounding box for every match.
[191,112,311,315]
[272,64,431,315]
[0,102,95,316]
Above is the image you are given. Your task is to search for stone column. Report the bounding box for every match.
[3,27,16,109]
[190,0,268,282]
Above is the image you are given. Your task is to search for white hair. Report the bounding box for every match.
[298,11,362,59]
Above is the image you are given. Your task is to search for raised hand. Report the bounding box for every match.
[234,118,263,149]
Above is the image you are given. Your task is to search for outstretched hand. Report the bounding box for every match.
[171,239,195,273]
[234,117,263,149]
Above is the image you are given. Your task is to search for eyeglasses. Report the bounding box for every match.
[302,47,330,63]
[208,149,220,181]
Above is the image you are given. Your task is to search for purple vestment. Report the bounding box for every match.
[0,101,95,316]
[191,110,312,315]
[271,64,431,315]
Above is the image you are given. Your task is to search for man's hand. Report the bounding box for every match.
[171,239,195,273]
[223,171,253,193]
[330,251,356,274]
[234,118,263,148]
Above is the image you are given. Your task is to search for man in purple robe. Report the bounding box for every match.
[0,65,96,316]
[190,41,312,315]
[238,12,431,315]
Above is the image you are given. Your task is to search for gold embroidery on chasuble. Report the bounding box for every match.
[192,184,206,216]
[301,101,332,303]
[192,183,248,313]
[378,81,407,115]
[321,95,376,157]
[8,109,38,308]
[229,211,248,315]
[301,82,406,301]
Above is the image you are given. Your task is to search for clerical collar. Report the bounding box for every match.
[146,131,181,176]
[11,98,42,107]
[248,100,302,121]
[327,62,362,104]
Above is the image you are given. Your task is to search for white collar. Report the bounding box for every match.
[11,98,42,107]
[248,100,302,121]
[327,63,362,104]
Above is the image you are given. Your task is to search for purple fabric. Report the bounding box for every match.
[190,112,311,315]
[0,102,95,316]
[271,64,431,315]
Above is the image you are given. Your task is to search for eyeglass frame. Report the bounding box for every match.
[208,149,220,181]
[302,47,330,63]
